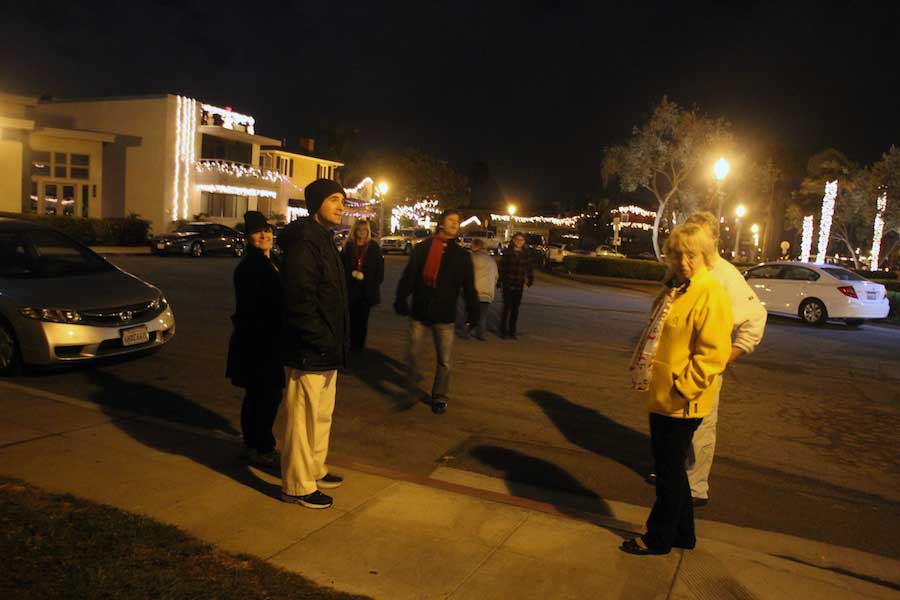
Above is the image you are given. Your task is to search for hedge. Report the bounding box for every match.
[888,291,900,321]
[562,255,668,281]
[0,212,151,246]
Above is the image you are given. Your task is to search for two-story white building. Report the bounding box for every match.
[0,91,345,235]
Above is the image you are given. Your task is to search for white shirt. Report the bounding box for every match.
[708,258,768,354]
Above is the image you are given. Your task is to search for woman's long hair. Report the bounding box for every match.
[345,218,371,250]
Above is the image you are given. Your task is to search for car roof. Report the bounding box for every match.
[0,217,45,231]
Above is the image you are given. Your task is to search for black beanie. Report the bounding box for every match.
[304,179,346,217]
[243,210,270,234]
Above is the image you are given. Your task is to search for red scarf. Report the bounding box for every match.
[354,241,367,272]
[422,233,449,288]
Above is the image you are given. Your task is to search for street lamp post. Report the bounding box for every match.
[733,204,747,259]
[506,204,517,242]
[377,182,388,238]
[713,158,730,233]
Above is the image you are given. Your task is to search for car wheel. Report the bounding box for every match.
[190,241,204,257]
[844,318,864,328]
[799,298,827,325]
[0,319,22,376]
[233,242,244,257]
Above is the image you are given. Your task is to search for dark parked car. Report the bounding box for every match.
[151,223,244,257]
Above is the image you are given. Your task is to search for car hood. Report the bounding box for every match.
[381,235,408,241]
[0,269,160,310]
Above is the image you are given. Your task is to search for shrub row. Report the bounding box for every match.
[888,291,900,321]
[562,255,667,281]
[0,213,151,246]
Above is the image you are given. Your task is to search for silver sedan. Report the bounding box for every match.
[0,219,175,374]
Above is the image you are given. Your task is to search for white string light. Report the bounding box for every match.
[800,215,814,263]
[815,180,838,263]
[172,96,198,220]
[460,216,482,228]
[172,96,182,220]
[614,205,656,218]
[195,160,287,183]
[490,214,580,227]
[870,192,888,270]
[195,184,277,198]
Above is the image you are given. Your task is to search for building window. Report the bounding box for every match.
[257,197,271,217]
[31,151,50,176]
[288,159,293,178]
[200,192,249,218]
[81,184,90,217]
[44,184,58,215]
[61,185,76,216]
[200,134,252,164]
[30,182,38,213]
[71,154,90,179]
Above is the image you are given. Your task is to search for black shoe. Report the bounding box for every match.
[692,497,708,507]
[509,333,518,340]
[282,490,333,509]
[620,538,669,556]
[432,398,447,414]
[645,472,657,485]
[317,473,344,489]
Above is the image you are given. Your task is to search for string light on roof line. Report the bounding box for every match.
[490,214,580,227]
[815,180,838,264]
[195,184,277,198]
[195,160,287,183]
[800,215,814,263]
[870,192,888,270]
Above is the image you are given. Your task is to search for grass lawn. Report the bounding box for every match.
[0,478,370,599]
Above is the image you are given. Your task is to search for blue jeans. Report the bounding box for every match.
[473,301,490,338]
[407,319,454,400]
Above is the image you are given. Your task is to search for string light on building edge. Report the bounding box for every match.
[195,159,286,183]
[815,180,838,264]
[195,184,277,198]
[870,192,888,270]
[173,96,197,221]
[201,103,255,135]
[800,215,814,263]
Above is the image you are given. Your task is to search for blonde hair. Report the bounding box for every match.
[685,211,719,241]
[348,219,371,247]
[664,223,717,266]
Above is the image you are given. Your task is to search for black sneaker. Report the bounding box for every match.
[645,472,657,485]
[432,398,447,414]
[317,473,344,489]
[281,490,333,509]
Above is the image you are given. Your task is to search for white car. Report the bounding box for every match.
[593,245,626,258]
[744,262,890,326]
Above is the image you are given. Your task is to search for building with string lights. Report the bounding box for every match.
[0,91,344,235]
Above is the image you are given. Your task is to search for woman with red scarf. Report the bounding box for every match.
[341,219,384,350]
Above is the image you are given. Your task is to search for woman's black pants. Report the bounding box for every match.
[501,287,524,336]
[349,297,371,350]
[240,377,282,453]
[643,413,703,552]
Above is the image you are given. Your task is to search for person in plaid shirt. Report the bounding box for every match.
[499,233,534,339]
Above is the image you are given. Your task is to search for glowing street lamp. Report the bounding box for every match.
[733,204,747,258]
[751,223,760,260]
[506,204,517,241]
[713,158,730,181]
[376,181,389,237]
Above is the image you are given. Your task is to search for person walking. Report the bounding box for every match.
[623,224,732,555]
[394,209,479,414]
[226,211,284,469]
[468,238,498,340]
[498,232,534,339]
[277,179,349,509]
[341,219,384,351]
[682,211,767,506]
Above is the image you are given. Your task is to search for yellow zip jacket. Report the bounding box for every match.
[648,266,733,419]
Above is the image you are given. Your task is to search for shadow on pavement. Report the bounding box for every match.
[87,369,281,500]
[527,389,652,477]
[349,347,425,411]
[470,444,613,519]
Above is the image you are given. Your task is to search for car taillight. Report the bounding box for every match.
[837,286,858,299]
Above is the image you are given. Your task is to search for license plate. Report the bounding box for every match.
[156,243,165,249]
[121,325,150,347]
[867,292,877,300]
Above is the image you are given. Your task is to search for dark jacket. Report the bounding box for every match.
[395,236,479,324]
[226,248,286,388]
[500,247,534,289]
[279,217,350,371]
[341,240,384,306]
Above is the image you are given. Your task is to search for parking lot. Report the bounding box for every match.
[7,253,900,558]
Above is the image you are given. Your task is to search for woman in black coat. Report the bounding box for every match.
[341,219,384,350]
[226,211,285,467]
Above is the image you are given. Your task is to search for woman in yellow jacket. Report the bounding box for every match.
[622,224,733,555]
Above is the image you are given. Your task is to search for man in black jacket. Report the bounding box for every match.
[277,179,349,509]
[395,209,479,414]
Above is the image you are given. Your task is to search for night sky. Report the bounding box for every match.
[2,1,897,207]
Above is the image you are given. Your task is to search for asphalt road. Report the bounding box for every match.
[9,254,900,558]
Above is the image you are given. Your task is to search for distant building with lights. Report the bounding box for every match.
[0,90,343,235]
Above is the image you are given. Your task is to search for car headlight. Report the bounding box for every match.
[150,294,169,312]
[19,307,83,324]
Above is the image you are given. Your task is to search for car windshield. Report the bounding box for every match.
[822,266,865,281]
[0,229,115,279]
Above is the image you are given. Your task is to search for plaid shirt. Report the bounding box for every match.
[500,249,533,289]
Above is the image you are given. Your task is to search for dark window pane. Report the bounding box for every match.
[54,166,68,178]
[62,186,76,216]
[31,160,50,176]
[54,152,67,163]
[71,154,89,166]
[30,182,38,213]
[32,150,50,162]
[82,184,90,217]
[71,167,89,179]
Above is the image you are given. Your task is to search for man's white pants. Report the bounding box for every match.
[277,368,337,497]
[686,376,721,500]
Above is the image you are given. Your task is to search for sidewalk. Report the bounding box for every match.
[90,245,151,255]
[0,381,896,599]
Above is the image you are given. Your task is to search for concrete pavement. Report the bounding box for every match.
[1,381,896,600]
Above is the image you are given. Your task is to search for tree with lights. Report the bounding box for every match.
[601,97,732,260]
[849,146,900,269]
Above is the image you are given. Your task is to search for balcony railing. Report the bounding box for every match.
[194,159,287,184]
